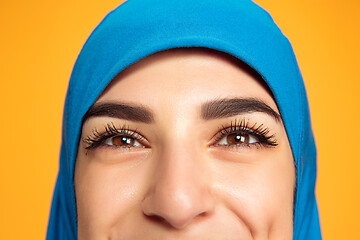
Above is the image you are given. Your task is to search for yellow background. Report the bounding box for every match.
[1,0,359,239]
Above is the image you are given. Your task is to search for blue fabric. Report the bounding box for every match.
[47,0,322,239]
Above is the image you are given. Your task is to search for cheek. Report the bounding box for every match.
[211,146,295,235]
[74,151,151,236]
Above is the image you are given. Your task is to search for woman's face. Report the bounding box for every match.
[75,48,295,239]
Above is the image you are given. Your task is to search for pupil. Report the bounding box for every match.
[235,135,243,142]
[228,133,249,144]
[112,136,134,146]
[121,137,131,144]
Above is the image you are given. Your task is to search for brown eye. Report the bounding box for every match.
[104,135,144,148]
[227,133,250,144]
[217,132,258,146]
[112,136,135,146]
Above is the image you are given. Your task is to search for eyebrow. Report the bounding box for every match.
[83,98,281,124]
[82,102,154,124]
[201,98,281,122]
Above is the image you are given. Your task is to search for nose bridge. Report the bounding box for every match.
[142,139,215,229]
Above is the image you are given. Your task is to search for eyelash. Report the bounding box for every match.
[83,119,278,150]
[83,122,146,150]
[212,119,278,149]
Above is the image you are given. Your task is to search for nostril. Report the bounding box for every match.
[143,213,172,228]
[199,211,208,217]
[143,206,213,230]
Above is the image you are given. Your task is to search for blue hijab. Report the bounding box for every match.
[47,0,321,239]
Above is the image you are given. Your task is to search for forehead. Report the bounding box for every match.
[97,48,278,114]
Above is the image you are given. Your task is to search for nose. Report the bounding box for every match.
[141,144,215,229]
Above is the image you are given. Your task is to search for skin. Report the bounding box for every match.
[75,47,295,239]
